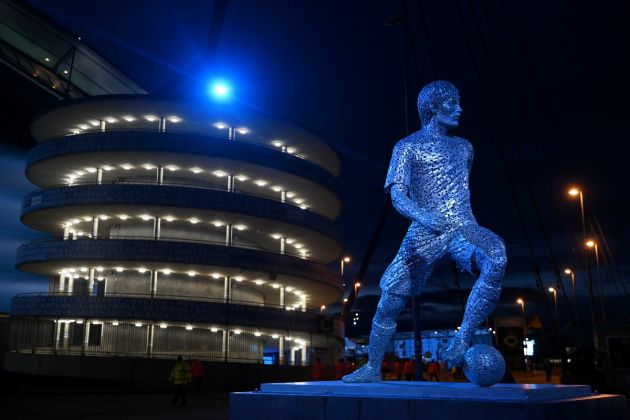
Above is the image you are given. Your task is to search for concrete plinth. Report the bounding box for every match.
[230,381,627,420]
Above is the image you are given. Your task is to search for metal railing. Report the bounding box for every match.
[13,292,298,311]
[47,127,322,169]
[19,235,327,265]
[24,179,318,214]
[7,317,313,366]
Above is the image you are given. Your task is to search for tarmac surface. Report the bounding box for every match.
[2,392,230,419]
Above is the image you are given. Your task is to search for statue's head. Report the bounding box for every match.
[417,80,461,128]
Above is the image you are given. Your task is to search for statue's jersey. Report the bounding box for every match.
[380,131,506,296]
[385,132,476,231]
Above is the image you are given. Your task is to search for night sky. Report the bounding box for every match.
[1,1,628,343]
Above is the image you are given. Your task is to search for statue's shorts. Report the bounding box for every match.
[379,223,506,296]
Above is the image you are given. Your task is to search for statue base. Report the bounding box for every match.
[230,381,626,420]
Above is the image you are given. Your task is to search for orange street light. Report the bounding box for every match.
[585,240,595,248]
[516,298,526,338]
[340,256,352,283]
[564,267,582,337]
[567,186,586,238]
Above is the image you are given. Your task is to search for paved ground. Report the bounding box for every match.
[3,392,230,419]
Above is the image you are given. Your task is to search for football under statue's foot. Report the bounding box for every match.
[443,337,469,366]
[342,364,380,383]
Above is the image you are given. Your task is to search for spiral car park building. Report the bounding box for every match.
[2,0,344,382]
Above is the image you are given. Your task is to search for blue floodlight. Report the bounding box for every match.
[209,80,231,100]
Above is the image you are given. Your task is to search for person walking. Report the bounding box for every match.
[169,356,192,406]
[190,358,205,391]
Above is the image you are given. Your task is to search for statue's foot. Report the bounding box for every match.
[443,338,469,366]
[342,364,380,383]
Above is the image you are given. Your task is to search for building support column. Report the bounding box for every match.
[225,224,233,246]
[156,165,164,185]
[63,224,70,240]
[58,273,66,294]
[227,175,234,192]
[92,217,99,239]
[301,296,306,312]
[280,286,285,309]
[301,342,308,365]
[53,320,61,353]
[96,168,103,185]
[280,237,286,255]
[82,321,91,355]
[67,276,74,295]
[222,329,229,362]
[153,217,161,239]
[99,120,106,132]
[281,190,287,203]
[87,268,95,296]
[146,324,154,358]
[228,127,235,140]
[159,117,166,132]
[62,322,70,349]
[150,270,158,297]
[223,276,231,303]
[278,336,285,365]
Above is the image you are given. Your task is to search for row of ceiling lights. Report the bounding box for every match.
[62,215,310,254]
[56,318,307,341]
[65,165,310,209]
[58,266,309,299]
[66,115,305,160]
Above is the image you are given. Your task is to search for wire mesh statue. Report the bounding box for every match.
[343,81,507,383]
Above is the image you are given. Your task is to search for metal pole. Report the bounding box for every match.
[595,244,606,321]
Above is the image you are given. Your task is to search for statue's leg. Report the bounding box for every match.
[342,292,408,383]
[444,238,507,366]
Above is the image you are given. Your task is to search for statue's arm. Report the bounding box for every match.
[390,184,441,231]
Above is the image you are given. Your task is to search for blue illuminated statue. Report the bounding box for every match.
[343,81,507,383]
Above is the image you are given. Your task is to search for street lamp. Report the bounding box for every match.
[567,186,585,238]
[354,282,361,295]
[564,268,583,344]
[516,298,526,337]
[548,287,560,355]
[340,256,351,287]
[585,239,606,321]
